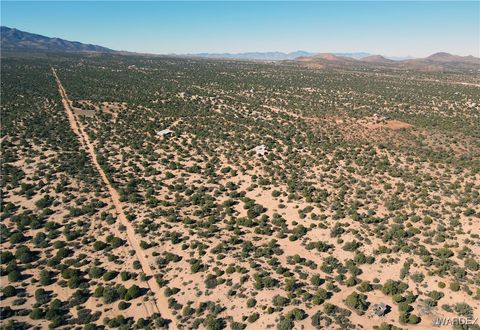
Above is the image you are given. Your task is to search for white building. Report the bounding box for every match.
[157,129,173,137]
[253,144,268,156]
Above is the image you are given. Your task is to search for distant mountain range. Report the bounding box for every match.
[189,51,415,61]
[2,26,478,71]
[190,51,315,61]
[295,52,480,71]
[1,26,114,53]
[333,52,372,60]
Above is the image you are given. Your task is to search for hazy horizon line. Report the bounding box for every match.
[4,25,477,59]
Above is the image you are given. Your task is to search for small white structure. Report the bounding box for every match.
[372,303,388,317]
[253,144,268,156]
[373,113,389,122]
[157,129,173,137]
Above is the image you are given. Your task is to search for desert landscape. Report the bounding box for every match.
[1,47,479,329]
[1,1,480,326]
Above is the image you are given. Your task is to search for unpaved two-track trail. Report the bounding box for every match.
[52,68,177,328]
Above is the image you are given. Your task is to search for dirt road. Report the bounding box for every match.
[52,67,177,328]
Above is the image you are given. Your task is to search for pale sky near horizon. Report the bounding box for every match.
[1,1,479,57]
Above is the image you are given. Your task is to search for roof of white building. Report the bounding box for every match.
[157,129,173,136]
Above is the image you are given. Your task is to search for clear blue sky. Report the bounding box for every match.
[1,1,479,57]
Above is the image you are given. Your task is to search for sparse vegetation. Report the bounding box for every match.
[1,51,479,329]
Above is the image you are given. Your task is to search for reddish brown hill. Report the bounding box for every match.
[361,55,393,63]
[296,52,479,71]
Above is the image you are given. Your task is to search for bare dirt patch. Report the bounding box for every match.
[360,118,413,130]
